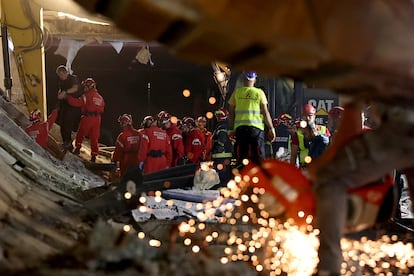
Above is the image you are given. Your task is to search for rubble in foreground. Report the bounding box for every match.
[0,96,259,275]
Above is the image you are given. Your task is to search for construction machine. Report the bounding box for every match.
[0,0,132,119]
[0,0,241,149]
[1,0,46,115]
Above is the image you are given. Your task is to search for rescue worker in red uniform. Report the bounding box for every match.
[196,115,212,161]
[183,117,205,164]
[157,111,185,167]
[112,114,141,177]
[138,116,172,174]
[58,78,105,162]
[25,108,58,148]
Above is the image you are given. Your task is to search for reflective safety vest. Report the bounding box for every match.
[297,130,308,163]
[232,87,265,130]
[297,125,327,163]
[211,126,233,159]
[212,152,233,158]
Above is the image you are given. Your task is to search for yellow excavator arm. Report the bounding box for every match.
[1,0,46,118]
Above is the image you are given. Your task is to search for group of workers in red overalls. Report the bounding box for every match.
[112,111,214,178]
[25,66,105,163]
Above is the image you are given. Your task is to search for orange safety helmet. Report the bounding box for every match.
[118,114,133,127]
[29,109,42,122]
[302,104,316,115]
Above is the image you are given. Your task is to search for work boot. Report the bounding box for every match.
[67,144,74,153]
[90,155,96,163]
[62,143,74,153]
[73,147,81,155]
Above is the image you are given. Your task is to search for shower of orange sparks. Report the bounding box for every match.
[128,165,414,275]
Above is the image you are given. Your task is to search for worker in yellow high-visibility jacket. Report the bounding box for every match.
[228,72,275,165]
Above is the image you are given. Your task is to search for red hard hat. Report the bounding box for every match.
[157,111,171,125]
[302,104,316,115]
[183,116,195,127]
[157,110,171,123]
[118,114,133,126]
[142,115,155,128]
[196,116,207,123]
[328,106,344,119]
[81,78,96,90]
[215,108,229,121]
[29,109,42,122]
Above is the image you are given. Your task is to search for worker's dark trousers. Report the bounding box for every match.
[58,104,81,148]
[235,126,264,165]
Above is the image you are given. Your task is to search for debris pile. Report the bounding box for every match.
[0,97,413,275]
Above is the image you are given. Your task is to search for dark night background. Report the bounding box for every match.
[45,38,220,145]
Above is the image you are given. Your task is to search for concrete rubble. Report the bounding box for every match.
[0,95,412,275]
[0,95,260,275]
